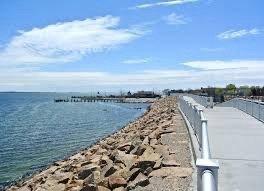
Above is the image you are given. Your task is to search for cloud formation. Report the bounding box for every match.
[182,60,264,70]
[217,28,261,40]
[122,58,150,64]
[0,16,144,66]
[132,0,198,9]
[163,13,187,25]
[1,59,264,91]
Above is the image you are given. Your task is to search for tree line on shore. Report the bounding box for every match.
[168,84,264,102]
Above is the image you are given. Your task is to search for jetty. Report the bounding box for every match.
[54,97,125,103]
[54,91,160,104]
[54,96,159,104]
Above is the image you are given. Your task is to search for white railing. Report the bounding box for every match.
[179,97,219,191]
[218,98,264,122]
[171,93,214,108]
[187,94,214,108]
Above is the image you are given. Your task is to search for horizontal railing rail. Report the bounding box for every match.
[179,96,219,191]
[171,93,214,108]
[218,98,264,122]
[186,94,214,108]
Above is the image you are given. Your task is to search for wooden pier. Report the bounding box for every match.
[54,96,157,104]
[54,97,125,103]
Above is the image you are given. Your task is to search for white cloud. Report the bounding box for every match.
[180,60,264,88]
[132,0,198,9]
[163,13,187,25]
[0,69,193,91]
[182,60,264,70]
[1,59,264,91]
[217,28,261,40]
[122,58,151,64]
[0,16,145,66]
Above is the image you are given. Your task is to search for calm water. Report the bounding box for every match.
[0,93,149,187]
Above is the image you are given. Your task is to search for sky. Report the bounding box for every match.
[0,0,263,92]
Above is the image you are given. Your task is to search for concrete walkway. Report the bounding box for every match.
[183,96,264,191]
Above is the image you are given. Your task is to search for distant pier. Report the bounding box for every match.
[54,97,125,103]
[55,96,159,103]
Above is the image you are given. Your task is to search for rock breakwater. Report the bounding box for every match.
[8,97,193,191]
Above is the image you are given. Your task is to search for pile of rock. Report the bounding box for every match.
[8,97,193,191]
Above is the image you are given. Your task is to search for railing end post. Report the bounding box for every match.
[196,158,219,191]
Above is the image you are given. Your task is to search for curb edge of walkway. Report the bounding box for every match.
[177,102,200,191]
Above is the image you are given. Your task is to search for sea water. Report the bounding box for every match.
[0,92,149,187]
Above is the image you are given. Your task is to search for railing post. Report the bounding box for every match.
[201,119,210,159]
[245,99,248,113]
[197,108,203,148]
[196,159,219,191]
[251,100,253,116]
[179,96,219,191]
[191,104,196,127]
[259,100,261,120]
[193,104,198,131]
[209,97,213,108]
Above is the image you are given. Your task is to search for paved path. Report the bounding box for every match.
[183,96,264,191]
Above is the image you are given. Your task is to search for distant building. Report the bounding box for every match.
[133,91,160,98]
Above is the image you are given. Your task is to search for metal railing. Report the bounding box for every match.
[179,97,219,191]
[170,93,214,108]
[218,98,264,122]
[179,94,214,108]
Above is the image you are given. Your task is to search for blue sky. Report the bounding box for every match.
[0,0,263,92]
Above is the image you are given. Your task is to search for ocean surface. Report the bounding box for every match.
[0,92,149,187]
